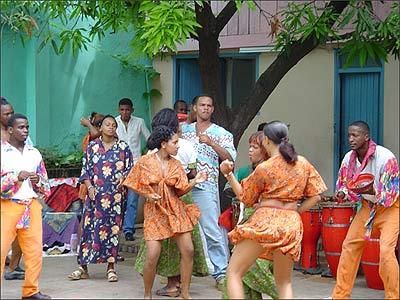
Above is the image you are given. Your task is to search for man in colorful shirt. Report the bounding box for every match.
[332,121,399,300]
[115,98,151,241]
[1,114,51,300]
[182,95,236,290]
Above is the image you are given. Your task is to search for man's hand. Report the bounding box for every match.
[28,173,39,184]
[194,171,207,184]
[335,191,346,203]
[198,133,213,146]
[18,171,31,181]
[18,171,39,184]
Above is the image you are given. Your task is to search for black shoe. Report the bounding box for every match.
[125,232,135,241]
[4,270,25,280]
[15,265,25,273]
[22,292,51,299]
[117,255,125,262]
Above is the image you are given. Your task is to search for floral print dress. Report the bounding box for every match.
[78,138,132,265]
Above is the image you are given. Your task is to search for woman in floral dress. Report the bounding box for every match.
[68,115,133,282]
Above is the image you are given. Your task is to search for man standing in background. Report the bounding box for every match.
[115,98,151,241]
[182,94,236,290]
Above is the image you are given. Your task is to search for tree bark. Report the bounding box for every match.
[195,0,349,146]
[195,2,230,129]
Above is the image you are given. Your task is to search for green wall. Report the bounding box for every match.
[0,27,151,150]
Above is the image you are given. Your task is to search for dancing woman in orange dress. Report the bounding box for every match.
[220,121,327,299]
[123,125,207,299]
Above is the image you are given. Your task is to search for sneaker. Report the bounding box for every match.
[125,232,135,241]
[215,276,226,292]
[4,270,25,280]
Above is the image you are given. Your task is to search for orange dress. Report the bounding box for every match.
[229,155,327,261]
[123,153,200,241]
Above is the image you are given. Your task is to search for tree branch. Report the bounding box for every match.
[215,1,237,34]
[230,0,350,145]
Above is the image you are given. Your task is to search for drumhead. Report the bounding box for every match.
[320,201,357,208]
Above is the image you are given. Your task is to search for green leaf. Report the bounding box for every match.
[51,39,59,54]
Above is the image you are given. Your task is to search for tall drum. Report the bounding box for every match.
[361,230,384,290]
[300,204,322,272]
[321,202,357,277]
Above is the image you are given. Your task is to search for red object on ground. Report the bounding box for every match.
[300,207,322,269]
[361,230,384,290]
[347,173,374,194]
[46,184,80,212]
[321,203,356,277]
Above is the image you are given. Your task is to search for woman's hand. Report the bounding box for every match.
[220,159,234,176]
[194,171,207,184]
[146,193,161,202]
[88,186,96,200]
[117,177,125,192]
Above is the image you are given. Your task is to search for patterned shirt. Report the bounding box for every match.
[1,141,50,228]
[182,122,236,192]
[336,145,399,238]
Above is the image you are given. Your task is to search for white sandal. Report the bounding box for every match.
[107,269,118,282]
[68,267,89,280]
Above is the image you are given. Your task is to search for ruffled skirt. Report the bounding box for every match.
[229,206,303,261]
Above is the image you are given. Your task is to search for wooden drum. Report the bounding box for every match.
[300,204,322,271]
[320,202,357,277]
[361,230,384,290]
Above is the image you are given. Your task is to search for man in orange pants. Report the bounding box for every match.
[332,121,399,299]
[1,113,51,299]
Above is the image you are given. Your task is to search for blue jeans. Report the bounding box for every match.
[123,189,139,235]
[191,187,229,281]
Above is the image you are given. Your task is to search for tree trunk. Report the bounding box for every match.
[196,2,231,130]
[195,1,349,147]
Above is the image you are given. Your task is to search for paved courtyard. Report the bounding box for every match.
[2,252,385,299]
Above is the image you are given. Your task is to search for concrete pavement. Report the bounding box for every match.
[1,252,385,299]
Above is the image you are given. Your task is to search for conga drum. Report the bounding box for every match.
[300,204,322,272]
[321,202,357,277]
[361,230,384,290]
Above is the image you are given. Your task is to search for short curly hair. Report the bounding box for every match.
[147,125,176,150]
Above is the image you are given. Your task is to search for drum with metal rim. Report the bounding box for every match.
[300,204,322,271]
[320,202,357,277]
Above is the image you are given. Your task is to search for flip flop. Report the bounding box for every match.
[155,286,181,298]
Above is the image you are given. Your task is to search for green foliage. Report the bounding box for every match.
[274,0,399,67]
[37,146,83,169]
[1,1,398,69]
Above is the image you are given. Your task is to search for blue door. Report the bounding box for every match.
[334,52,383,182]
[339,72,381,159]
[175,59,202,105]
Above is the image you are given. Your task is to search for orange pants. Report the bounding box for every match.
[1,199,43,297]
[332,200,399,299]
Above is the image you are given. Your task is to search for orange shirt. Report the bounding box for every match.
[240,155,327,207]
